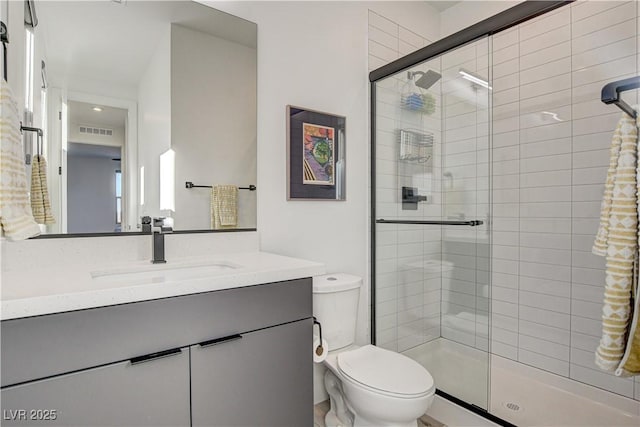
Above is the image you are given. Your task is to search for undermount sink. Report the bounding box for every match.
[91,262,240,285]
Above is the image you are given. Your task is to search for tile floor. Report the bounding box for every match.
[313,396,498,427]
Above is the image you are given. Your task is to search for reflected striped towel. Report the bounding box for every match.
[0,80,41,240]
[30,154,55,224]
[593,112,640,375]
[211,185,238,229]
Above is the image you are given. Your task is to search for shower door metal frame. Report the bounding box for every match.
[369,0,572,345]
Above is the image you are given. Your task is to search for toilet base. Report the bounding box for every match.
[325,410,347,427]
[353,414,418,427]
[324,370,354,427]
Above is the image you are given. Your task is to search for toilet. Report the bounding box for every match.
[313,274,435,427]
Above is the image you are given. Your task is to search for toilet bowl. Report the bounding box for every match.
[324,344,435,427]
[314,274,436,427]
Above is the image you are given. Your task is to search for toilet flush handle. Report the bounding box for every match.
[313,317,324,356]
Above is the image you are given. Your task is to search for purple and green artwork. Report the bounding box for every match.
[302,123,335,185]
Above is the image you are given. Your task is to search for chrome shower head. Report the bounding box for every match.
[408,69,442,90]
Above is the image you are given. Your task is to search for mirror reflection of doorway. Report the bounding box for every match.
[66,101,126,233]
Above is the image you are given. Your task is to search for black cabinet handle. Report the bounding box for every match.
[198,333,243,348]
[130,347,182,365]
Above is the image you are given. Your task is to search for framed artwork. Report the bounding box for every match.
[287,106,346,200]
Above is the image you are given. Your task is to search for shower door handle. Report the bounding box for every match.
[376,219,483,226]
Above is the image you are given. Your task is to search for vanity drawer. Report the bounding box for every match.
[1,278,311,387]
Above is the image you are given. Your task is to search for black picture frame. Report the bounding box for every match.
[287,105,346,200]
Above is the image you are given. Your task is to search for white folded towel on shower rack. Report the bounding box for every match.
[0,80,41,240]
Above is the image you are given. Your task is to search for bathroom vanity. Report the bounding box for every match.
[1,252,323,426]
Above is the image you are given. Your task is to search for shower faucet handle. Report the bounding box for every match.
[402,186,427,210]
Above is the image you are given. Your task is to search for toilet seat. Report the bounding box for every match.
[337,345,435,399]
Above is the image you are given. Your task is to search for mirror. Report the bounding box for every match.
[25,0,257,234]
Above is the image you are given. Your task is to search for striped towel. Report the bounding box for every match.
[593,112,640,376]
[617,269,640,376]
[30,153,55,224]
[0,80,41,240]
[211,185,238,229]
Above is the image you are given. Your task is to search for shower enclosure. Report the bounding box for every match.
[371,1,640,424]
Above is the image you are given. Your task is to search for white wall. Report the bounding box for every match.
[137,28,171,221]
[171,24,257,230]
[440,1,520,38]
[4,0,25,109]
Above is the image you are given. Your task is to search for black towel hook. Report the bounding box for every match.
[601,76,640,119]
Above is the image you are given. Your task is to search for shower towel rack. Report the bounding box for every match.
[376,219,483,226]
[185,181,256,191]
[601,76,640,119]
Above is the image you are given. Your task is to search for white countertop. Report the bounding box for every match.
[1,252,325,321]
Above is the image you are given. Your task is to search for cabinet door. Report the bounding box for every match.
[1,347,190,426]
[191,318,312,427]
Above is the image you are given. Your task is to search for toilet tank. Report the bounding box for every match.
[312,273,362,351]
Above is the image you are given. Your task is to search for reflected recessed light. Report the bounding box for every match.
[459,69,492,90]
[92,106,102,112]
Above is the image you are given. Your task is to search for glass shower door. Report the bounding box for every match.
[372,36,491,409]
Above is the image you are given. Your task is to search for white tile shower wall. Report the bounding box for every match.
[440,37,491,352]
[489,0,640,400]
[369,10,443,352]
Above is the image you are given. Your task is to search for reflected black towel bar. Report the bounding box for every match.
[601,76,640,119]
[376,219,483,226]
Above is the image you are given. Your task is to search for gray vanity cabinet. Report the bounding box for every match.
[1,278,313,426]
[191,318,312,427]
[1,348,190,426]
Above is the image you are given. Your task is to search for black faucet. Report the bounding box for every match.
[151,217,172,264]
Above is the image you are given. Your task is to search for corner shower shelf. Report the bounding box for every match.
[398,129,433,163]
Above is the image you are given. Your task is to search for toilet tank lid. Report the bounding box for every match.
[313,273,362,293]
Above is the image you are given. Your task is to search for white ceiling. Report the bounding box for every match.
[37,1,256,93]
[68,142,122,160]
[427,1,462,12]
[68,100,127,129]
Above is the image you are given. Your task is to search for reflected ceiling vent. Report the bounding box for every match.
[79,125,113,137]
[111,0,127,4]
